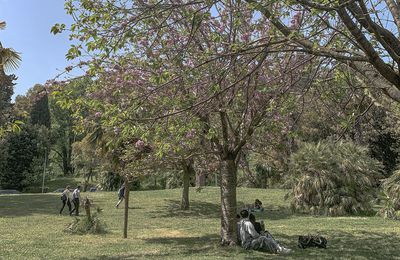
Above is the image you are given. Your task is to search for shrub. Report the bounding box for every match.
[65,207,107,234]
[378,169,400,220]
[287,140,383,216]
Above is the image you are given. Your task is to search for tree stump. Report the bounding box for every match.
[84,197,91,220]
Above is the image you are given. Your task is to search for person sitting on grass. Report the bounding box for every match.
[253,199,264,211]
[239,209,291,254]
[249,213,265,235]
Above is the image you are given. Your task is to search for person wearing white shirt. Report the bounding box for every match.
[70,185,81,216]
[239,209,291,254]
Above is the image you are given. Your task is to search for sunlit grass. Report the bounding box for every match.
[1,187,399,259]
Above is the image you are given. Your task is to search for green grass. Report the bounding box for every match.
[1,187,400,259]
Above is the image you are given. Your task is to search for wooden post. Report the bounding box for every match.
[123,178,130,238]
[84,197,91,220]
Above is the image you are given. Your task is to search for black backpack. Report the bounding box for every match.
[298,235,327,249]
[61,193,67,201]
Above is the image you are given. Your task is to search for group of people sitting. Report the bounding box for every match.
[237,208,291,254]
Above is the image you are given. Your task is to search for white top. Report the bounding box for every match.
[72,188,80,200]
[239,218,260,246]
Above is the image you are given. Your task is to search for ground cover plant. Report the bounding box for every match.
[1,187,399,259]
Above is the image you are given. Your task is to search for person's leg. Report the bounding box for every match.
[67,199,72,212]
[250,236,280,253]
[60,200,66,214]
[116,197,124,207]
[70,199,77,215]
[75,199,80,216]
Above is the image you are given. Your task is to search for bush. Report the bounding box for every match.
[287,140,383,216]
[65,207,107,234]
[378,169,400,220]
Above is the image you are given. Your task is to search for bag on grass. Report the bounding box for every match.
[298,235,327,249]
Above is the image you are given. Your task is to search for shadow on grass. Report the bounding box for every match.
[149,199,294,221]
[267,230,400,260]
[76,229,399,260]
[0,194,62,217]
[0,193,101,218]
[149,199,221,219]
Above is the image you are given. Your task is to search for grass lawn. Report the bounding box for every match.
[1,187,400,259]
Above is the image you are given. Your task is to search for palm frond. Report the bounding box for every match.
[0,48,22,71]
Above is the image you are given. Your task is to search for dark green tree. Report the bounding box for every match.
[30,84,51,128]
[0,126,40,190]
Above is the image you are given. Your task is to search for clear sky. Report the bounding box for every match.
[0,0,73,99]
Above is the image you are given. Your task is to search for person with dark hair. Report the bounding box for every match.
[70,185,81,216]
[115,184,125,208]
[254,199,264,211]
[59,185,71,215]
[249,213,264,234]
[239,209,291,254]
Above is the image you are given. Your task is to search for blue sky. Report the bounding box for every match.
[0,0,74,99]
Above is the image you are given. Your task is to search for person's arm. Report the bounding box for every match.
[245,221,260,239]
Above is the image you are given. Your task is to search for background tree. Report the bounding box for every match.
[245,0,400,104]
[53,0,325,245]
[288,140,383,216]
[0,21,21,135]
[0,126,43,190]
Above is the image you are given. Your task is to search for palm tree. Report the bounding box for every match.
[0,21,21,130]
[0,21,21,74]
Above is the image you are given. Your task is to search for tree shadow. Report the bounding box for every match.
[265,230,400,259]
[0,193,100,217]
[149,199,221,219]
[149,199,294,221]
[0,194,62,217]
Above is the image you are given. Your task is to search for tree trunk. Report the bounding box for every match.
[219,156,238,246]
[181,161,194,210]
[195,170,206,187]
[123,178,130,238]
[84,197,91,220]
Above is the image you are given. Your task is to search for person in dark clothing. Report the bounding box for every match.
[59,186,71,215]
[249,213,265,234]
[254,199,264,211]
[70,185,81,216]
[115,184,125,208]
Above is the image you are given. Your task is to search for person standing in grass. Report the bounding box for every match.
[115,184,125,208]
[70,185,81,216]
[59,186,71,215]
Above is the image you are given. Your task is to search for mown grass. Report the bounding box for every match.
[1,187,400,259]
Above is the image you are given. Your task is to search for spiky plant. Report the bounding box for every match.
[378,169,400,220]
[287,140,383,216]
[0,21,21,73]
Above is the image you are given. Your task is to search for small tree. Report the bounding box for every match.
[288,140,383,216]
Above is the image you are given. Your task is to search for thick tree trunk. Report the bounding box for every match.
[181,161,194,210]
[123,178,130,238]
[220,156,238,246]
